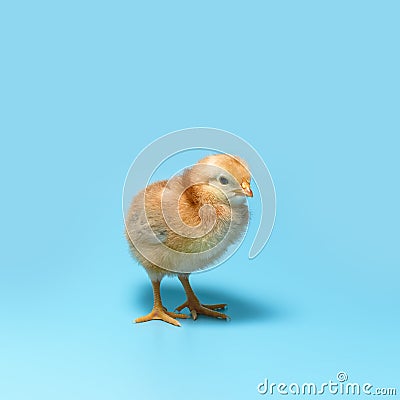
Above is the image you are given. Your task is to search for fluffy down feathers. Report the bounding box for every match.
[125,154,252,280]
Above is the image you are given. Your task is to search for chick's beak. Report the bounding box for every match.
[241,181,253,197]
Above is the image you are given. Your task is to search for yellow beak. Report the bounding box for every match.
[241,181,253,197]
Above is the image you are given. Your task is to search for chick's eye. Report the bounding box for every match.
[219,176,229,185]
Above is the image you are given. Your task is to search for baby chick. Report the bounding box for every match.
[125,153,253,326]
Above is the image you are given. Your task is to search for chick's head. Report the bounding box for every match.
[183,154,253,206]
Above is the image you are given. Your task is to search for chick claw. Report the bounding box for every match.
[175,300,229,321]
[135,307,189,327]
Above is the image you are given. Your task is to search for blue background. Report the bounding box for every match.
[1,1,399,399]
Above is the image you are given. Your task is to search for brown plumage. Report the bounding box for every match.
[125,153,253,326]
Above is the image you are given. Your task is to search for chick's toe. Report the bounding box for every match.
[135,307,189,327]
[176,300,229,321]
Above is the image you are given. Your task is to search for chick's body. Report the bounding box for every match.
[125,154,253,326]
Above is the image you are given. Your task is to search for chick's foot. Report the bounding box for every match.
[175,300,229,320]
[135,280,189,327]
[135,306,189,327]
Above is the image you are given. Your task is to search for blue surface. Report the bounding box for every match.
[1,1,399,399]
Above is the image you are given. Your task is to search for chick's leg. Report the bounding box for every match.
[176,275,229,321]
[135,280,189,327]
